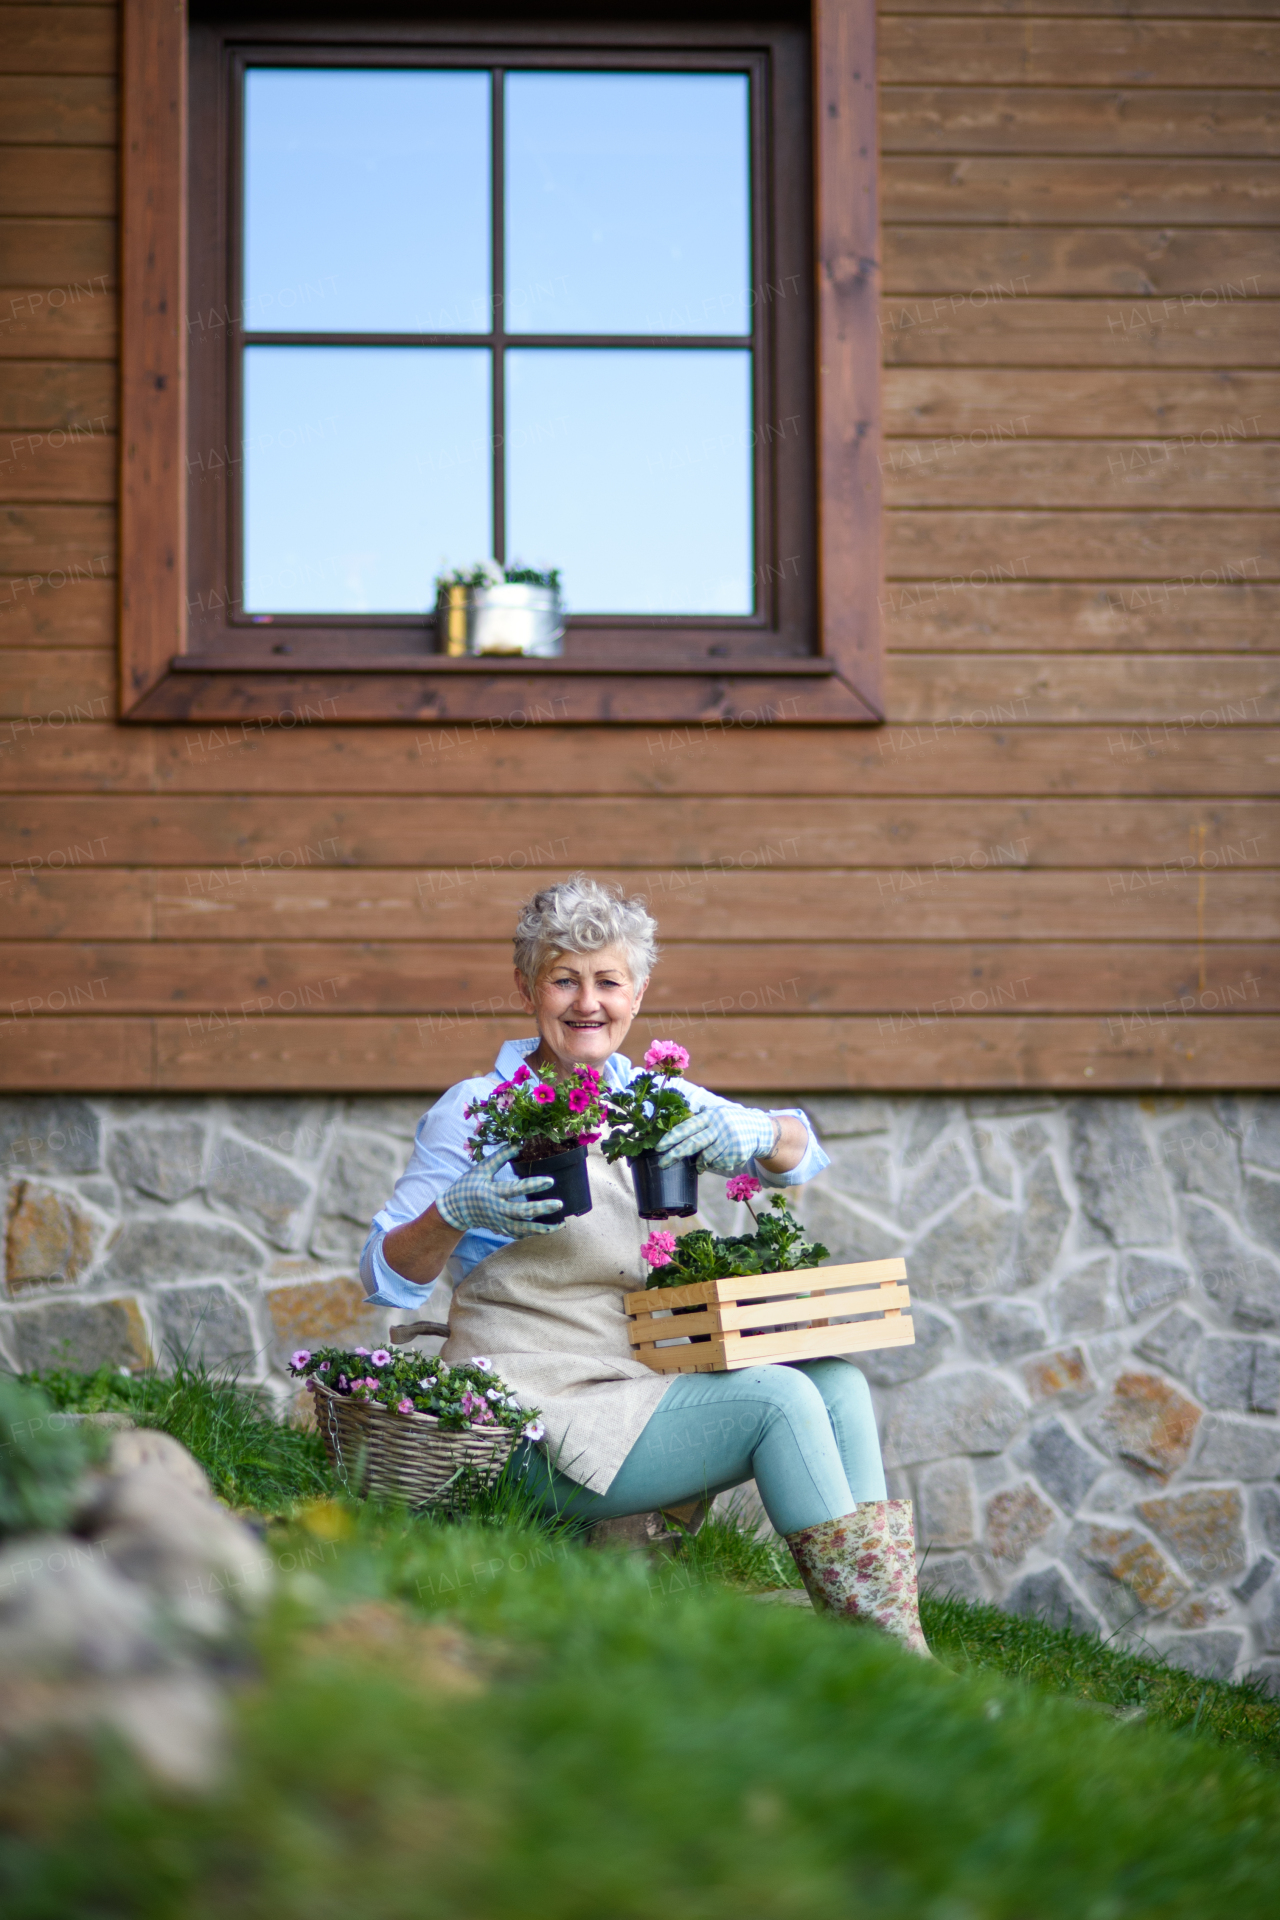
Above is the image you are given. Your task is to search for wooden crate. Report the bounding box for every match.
[624,1258,914,1374]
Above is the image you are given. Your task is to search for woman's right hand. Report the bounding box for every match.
[436,1143,566,1239]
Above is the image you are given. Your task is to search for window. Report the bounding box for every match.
[120,0,882,722]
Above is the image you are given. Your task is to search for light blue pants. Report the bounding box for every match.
[516,1358,887,1538]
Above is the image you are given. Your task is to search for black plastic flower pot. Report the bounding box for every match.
[631,1150,699,1220]
[512,1140,593,1219]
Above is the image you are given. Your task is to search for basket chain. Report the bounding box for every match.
[323,1387,351,1493]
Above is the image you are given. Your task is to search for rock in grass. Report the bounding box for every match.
[0,1533,224,1790]
[88,1461,273,1637]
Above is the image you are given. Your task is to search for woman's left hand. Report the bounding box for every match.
[655,1103,776,1174]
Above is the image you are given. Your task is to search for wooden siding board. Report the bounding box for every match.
[3,794,1274,867]
[884,226,1280,297]
[887,511,1280,577]
[0,505,114,573]
[0,1017,152,1091]
[2,940,1272,1016]
[0,651,112,714]
[881,87,1280,158]
[878,17,1280,88]
[0,75,117,144]
[879,297,1280,367]
[3,866,1271,946]
[885,656,1280,722]
[0,721,1256,799]
[0,361,118,431]
[0,717,145,780]
[880,3,1280,18]
[144,868,1279,945]
[885,370,1280,438]
[0,275,116,354]
[0,6,118,76]
[0,871,152,939]
[0,432,117,503]
[0,145,116,217]
[884,156,1280,225]
[882,581,1280,652]
[882,439,1280,509]
[0,1013,1273,1094]
[0,575,113,647]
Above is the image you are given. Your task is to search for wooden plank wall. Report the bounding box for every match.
[0,0,1276,1093]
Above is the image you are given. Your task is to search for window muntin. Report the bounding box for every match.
[238,62,758,620]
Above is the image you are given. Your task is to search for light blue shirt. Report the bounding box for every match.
[359,1035,829,1311]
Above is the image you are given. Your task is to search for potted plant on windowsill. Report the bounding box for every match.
[435,560,564,658]
[601,1040,699,1219]
[464,1061,607,1219]
[624,1178,916,1377]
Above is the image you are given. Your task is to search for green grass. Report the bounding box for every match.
[686,1511,1280,1772]
[23,1364,330,1512]
[922,1589,1280,1771]
[5,1503,1280,1919]
[7,1367,1280,1916]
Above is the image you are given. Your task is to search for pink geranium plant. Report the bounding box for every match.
[463,1061,607,1161]
[640,1181,829,1291]
[602,1039,695,1163]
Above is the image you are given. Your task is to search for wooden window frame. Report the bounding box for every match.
[120,0,882,724]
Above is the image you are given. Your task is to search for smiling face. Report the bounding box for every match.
[516,946,648,1073]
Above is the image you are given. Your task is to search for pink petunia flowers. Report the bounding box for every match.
[644,1039,690,1076]
[531,1083,556,1105]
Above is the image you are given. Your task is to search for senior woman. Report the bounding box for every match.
[361,875,928,1655]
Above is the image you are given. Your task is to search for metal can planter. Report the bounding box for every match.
[436,583,564,657]
[512,1140,593,1218]
[630,1151,699,1220]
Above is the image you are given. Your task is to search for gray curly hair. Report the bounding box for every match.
[513,874,659,988]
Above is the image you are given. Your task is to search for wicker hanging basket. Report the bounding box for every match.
[313,1380,516,1510]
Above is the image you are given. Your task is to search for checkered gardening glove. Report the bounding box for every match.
[437,1144,566,1237]
[655,1103,778,1175]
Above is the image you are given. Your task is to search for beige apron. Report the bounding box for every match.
[441,1145,677,1495]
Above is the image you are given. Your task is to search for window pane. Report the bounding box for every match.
[243,347,491,613]
[505,73,750,336]
[243,70,490,333]
[505,349,753,615]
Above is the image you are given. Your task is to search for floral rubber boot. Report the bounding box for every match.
[784,1500,932,1658]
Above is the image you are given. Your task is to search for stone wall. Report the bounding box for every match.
[3,1089,1279,1685]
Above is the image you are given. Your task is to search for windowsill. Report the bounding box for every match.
[169,652,839,676]
[122,649,878,723]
